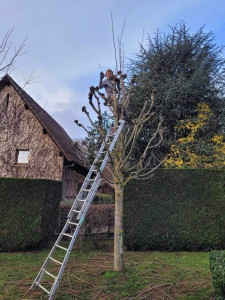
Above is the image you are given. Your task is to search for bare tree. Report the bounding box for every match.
[74,17,164,271]
[75,64,164,270]
[0,29,30,168]
[0,29,26,75]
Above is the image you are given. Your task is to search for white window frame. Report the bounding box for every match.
[16,149,30,164]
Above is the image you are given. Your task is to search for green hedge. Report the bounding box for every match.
[210,250,225,299]
[0,178,62,252]
[124,169,225,251]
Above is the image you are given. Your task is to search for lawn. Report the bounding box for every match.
[0,240,214,299]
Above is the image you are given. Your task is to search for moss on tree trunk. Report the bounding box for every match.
[114,175,124,271]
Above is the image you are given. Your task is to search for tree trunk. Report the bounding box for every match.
[114,177,124,271]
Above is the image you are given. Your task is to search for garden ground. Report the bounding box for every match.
[0,240,214,299]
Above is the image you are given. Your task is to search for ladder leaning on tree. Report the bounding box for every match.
[30,120,125,299]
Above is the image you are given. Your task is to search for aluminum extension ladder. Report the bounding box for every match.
[30,120,125,299]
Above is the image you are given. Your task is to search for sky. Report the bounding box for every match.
[0,0,225,140]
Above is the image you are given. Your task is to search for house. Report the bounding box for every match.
[0,74,88,203]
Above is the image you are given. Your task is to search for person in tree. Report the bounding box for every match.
[98,69,131,123]
[99,69,113,98]
[99,69,120,105]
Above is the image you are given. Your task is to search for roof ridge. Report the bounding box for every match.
[0,74,87,170]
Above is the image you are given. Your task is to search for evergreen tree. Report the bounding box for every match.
[128,23,225,164]
[84,111,112,162]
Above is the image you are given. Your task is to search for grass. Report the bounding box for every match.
[0,240,214,299]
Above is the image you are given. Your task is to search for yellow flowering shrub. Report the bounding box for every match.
[164,103,225,169]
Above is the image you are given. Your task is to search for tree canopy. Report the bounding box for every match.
[128,23,225,164]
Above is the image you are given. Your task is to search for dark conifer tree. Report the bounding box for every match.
[128,23,225,164]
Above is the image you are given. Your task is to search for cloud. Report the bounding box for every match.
[19,73,100,140]
[1,0,225,140]
[27,83,77,112]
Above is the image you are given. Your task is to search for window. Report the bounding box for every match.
[16,150,29,164]
[5,94,9,108]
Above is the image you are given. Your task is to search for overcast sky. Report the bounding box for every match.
[1,0,225,140]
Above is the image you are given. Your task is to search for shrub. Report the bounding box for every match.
[93,193,114,204]
[124,169,225,251]
[210,250,225,299]
[60,203,114,241]
[0,177,62,251]
[86,204,114,233]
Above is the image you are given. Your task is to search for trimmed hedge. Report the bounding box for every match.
[124,169,225,251]
[210,250,225,299]
[0,178,62,251]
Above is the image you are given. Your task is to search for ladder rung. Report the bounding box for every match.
[92,169,98,172]
[56,244,68,251]
[62,233,73,238]
[72,209,80,213]
[88,179,95,181]
[49,257,63,265]
[78,199,86,202]
[100,151,107,154]
[98,160,104,163]
[44,270,57,279]
[68,221,79,226]
[37,283,50,295]
[82,189,90,192]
